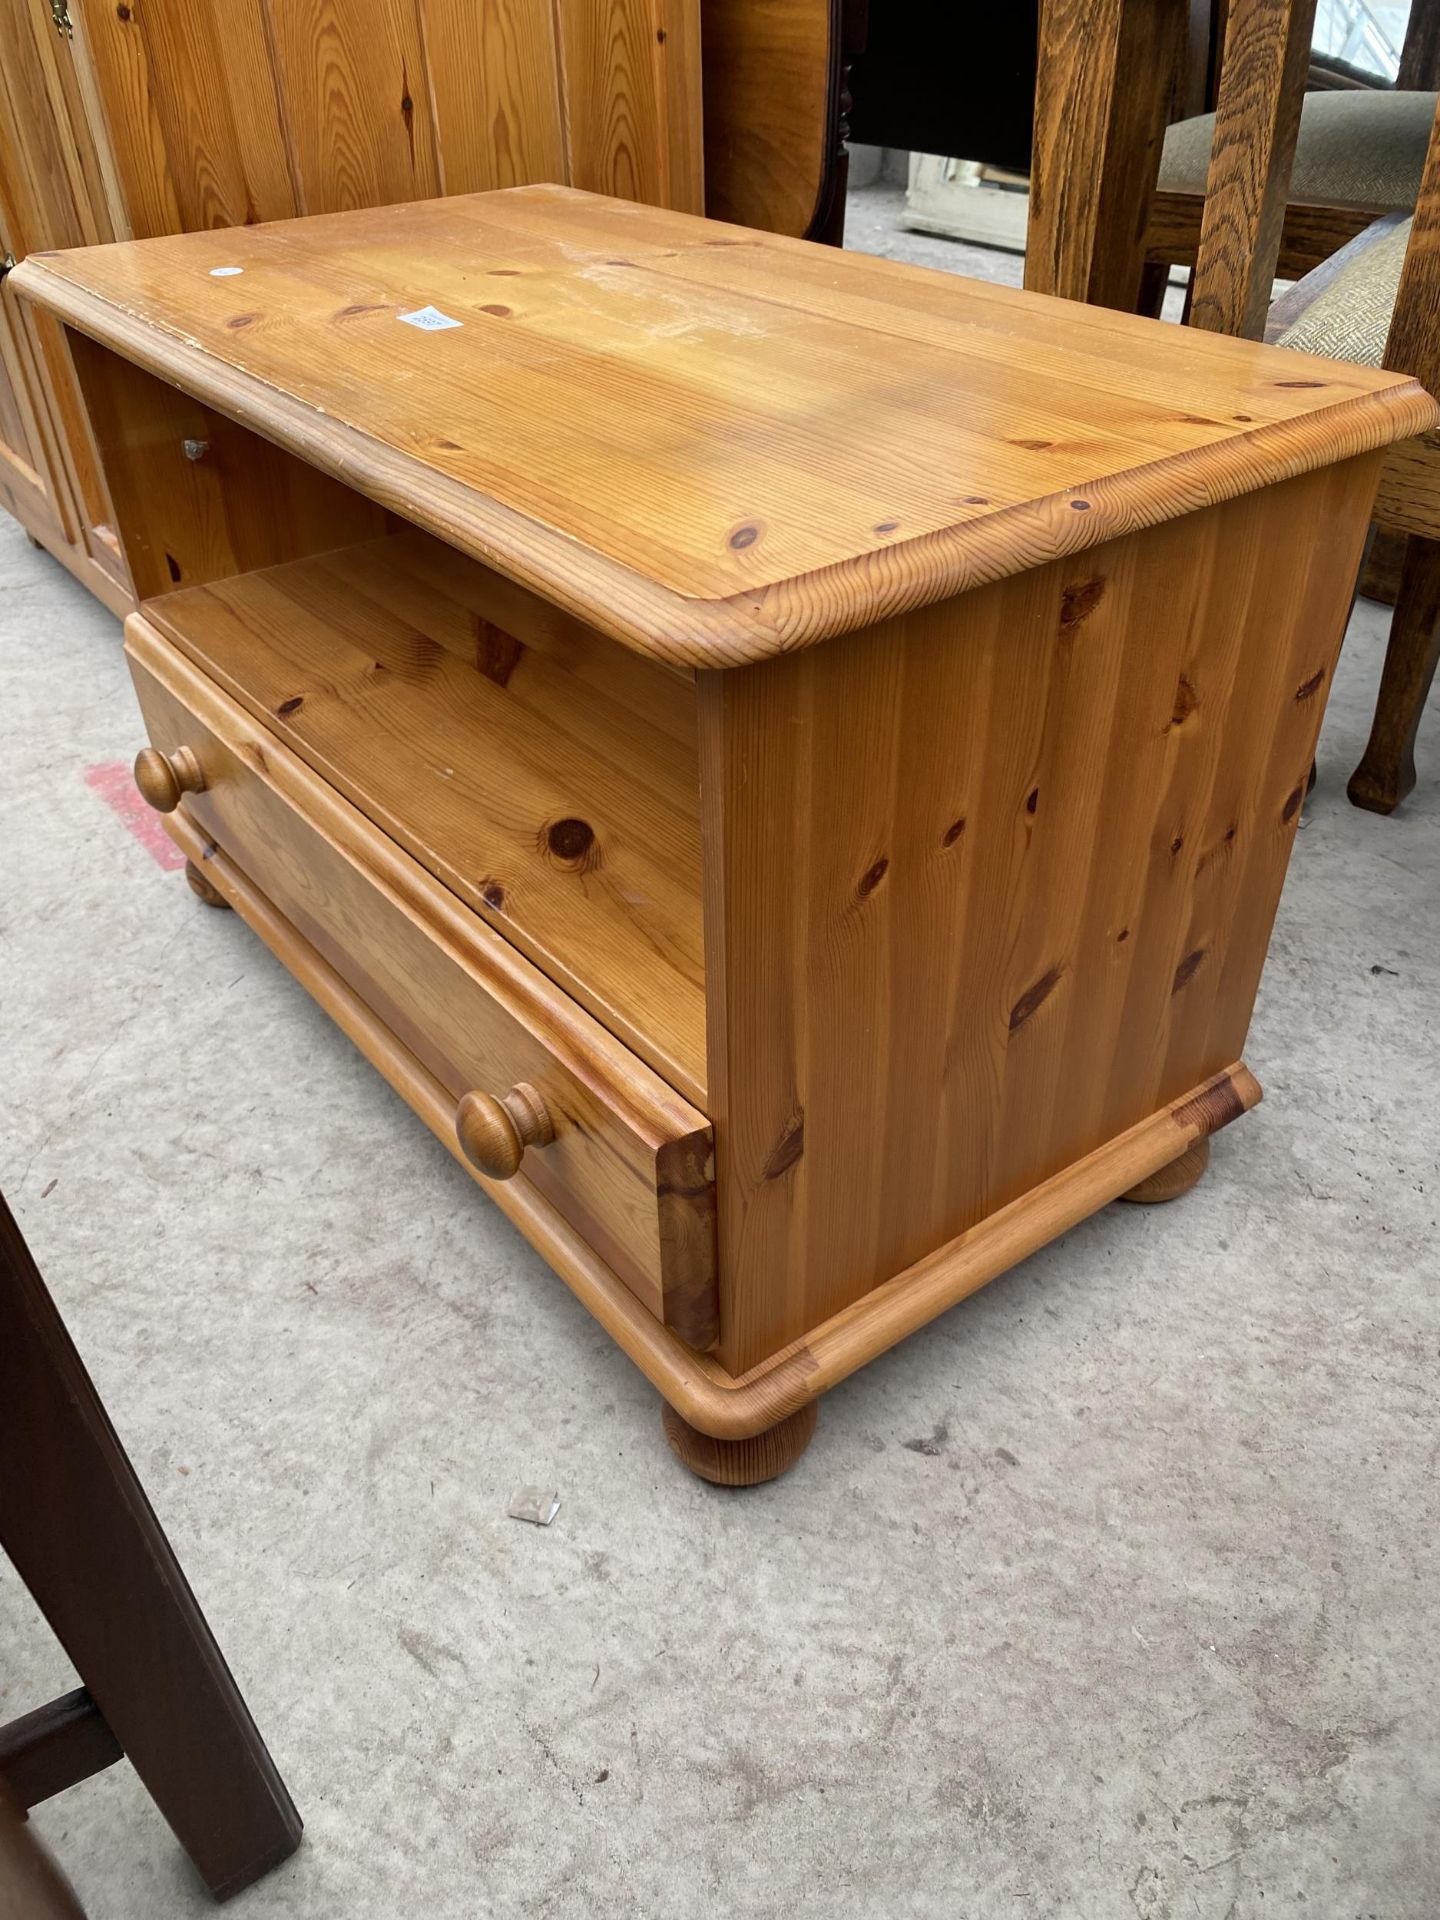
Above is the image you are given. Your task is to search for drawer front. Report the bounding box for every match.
[126,616,717,1347]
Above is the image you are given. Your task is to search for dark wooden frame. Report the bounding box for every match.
[0,1191,302,1901]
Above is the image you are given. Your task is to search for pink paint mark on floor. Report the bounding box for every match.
[84,761,187,870]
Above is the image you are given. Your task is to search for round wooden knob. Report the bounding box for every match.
[455,1083,554,1180]
[134,744,204,812]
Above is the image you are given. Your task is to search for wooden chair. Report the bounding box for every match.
[1146,4,1440,285]
[1151,86,1435,283]
[1031,0,1440,812]
[0,1191,301,1905]
[1264,146,1440,810]
[1177,0,1440,812]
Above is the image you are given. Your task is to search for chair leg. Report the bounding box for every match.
[1348,532,1440,815]
[0,1193,301,1902]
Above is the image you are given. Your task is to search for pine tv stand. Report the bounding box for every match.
[15,186,1433,1483]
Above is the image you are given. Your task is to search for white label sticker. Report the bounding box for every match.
[209,266,244,277]
[398,305,462,332]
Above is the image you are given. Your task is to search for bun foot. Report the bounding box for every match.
[185,859,230,909]
[1118,1136,1210,1204]
[662,1400,817,1486]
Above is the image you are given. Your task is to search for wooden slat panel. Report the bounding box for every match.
[72,0,297,236]
[0,0,113,254]
[0,328,34,478]
[0,0,109,545]
[261,0,439,213]
[418,0,566,194]
[555,0,704,212]
[141,528,708,1102]
[699,456,1381,1374]
[0,0,124,574]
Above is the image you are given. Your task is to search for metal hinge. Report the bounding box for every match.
[50,0,72,39]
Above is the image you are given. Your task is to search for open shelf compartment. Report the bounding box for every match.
[141,526,708,1105]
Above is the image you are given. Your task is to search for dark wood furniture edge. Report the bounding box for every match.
[0,1692,122,1811]
[805,0,868,245]
[0,1191,302,1901]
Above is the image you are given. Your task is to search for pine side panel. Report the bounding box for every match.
[700,457,1383,1376]
[73,0,297,236]
[261,0,440,213]
[418,0,566,194]
[65,333,387,598]
[554,0,703,212]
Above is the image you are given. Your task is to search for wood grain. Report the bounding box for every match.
[1381,96,1440,401]
[661,1398,816,1484]
[701,0,839,238]
[417,0,566,194]
[556,0,704,214]
[261,0,441,214]
[700,456,1381,1373]
[14,187,1434,667]
[1027,0,1189,311]
[141,527,708,1100]
[64,331,388,598]
[0,0,703,602]
[158,802,1268,1440]
[1,0,114,256]
[0,291,68,548]
[1147,189,1375,278]
[1374,431,1440,540]
[0,0,115,555]
[70,0,297,236]
[1118,1134,1211,1202]
[1188,0,1319,338]
[127,615,717,1342]
[12,179,1420,1433]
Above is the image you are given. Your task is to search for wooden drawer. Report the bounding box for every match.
[125,615,718,1348]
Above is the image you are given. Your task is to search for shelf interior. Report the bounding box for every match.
[142,528,707,1104]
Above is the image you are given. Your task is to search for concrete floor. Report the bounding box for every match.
[2,190,1438,1919]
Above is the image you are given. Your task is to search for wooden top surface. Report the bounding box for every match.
[16,185,1437,667]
